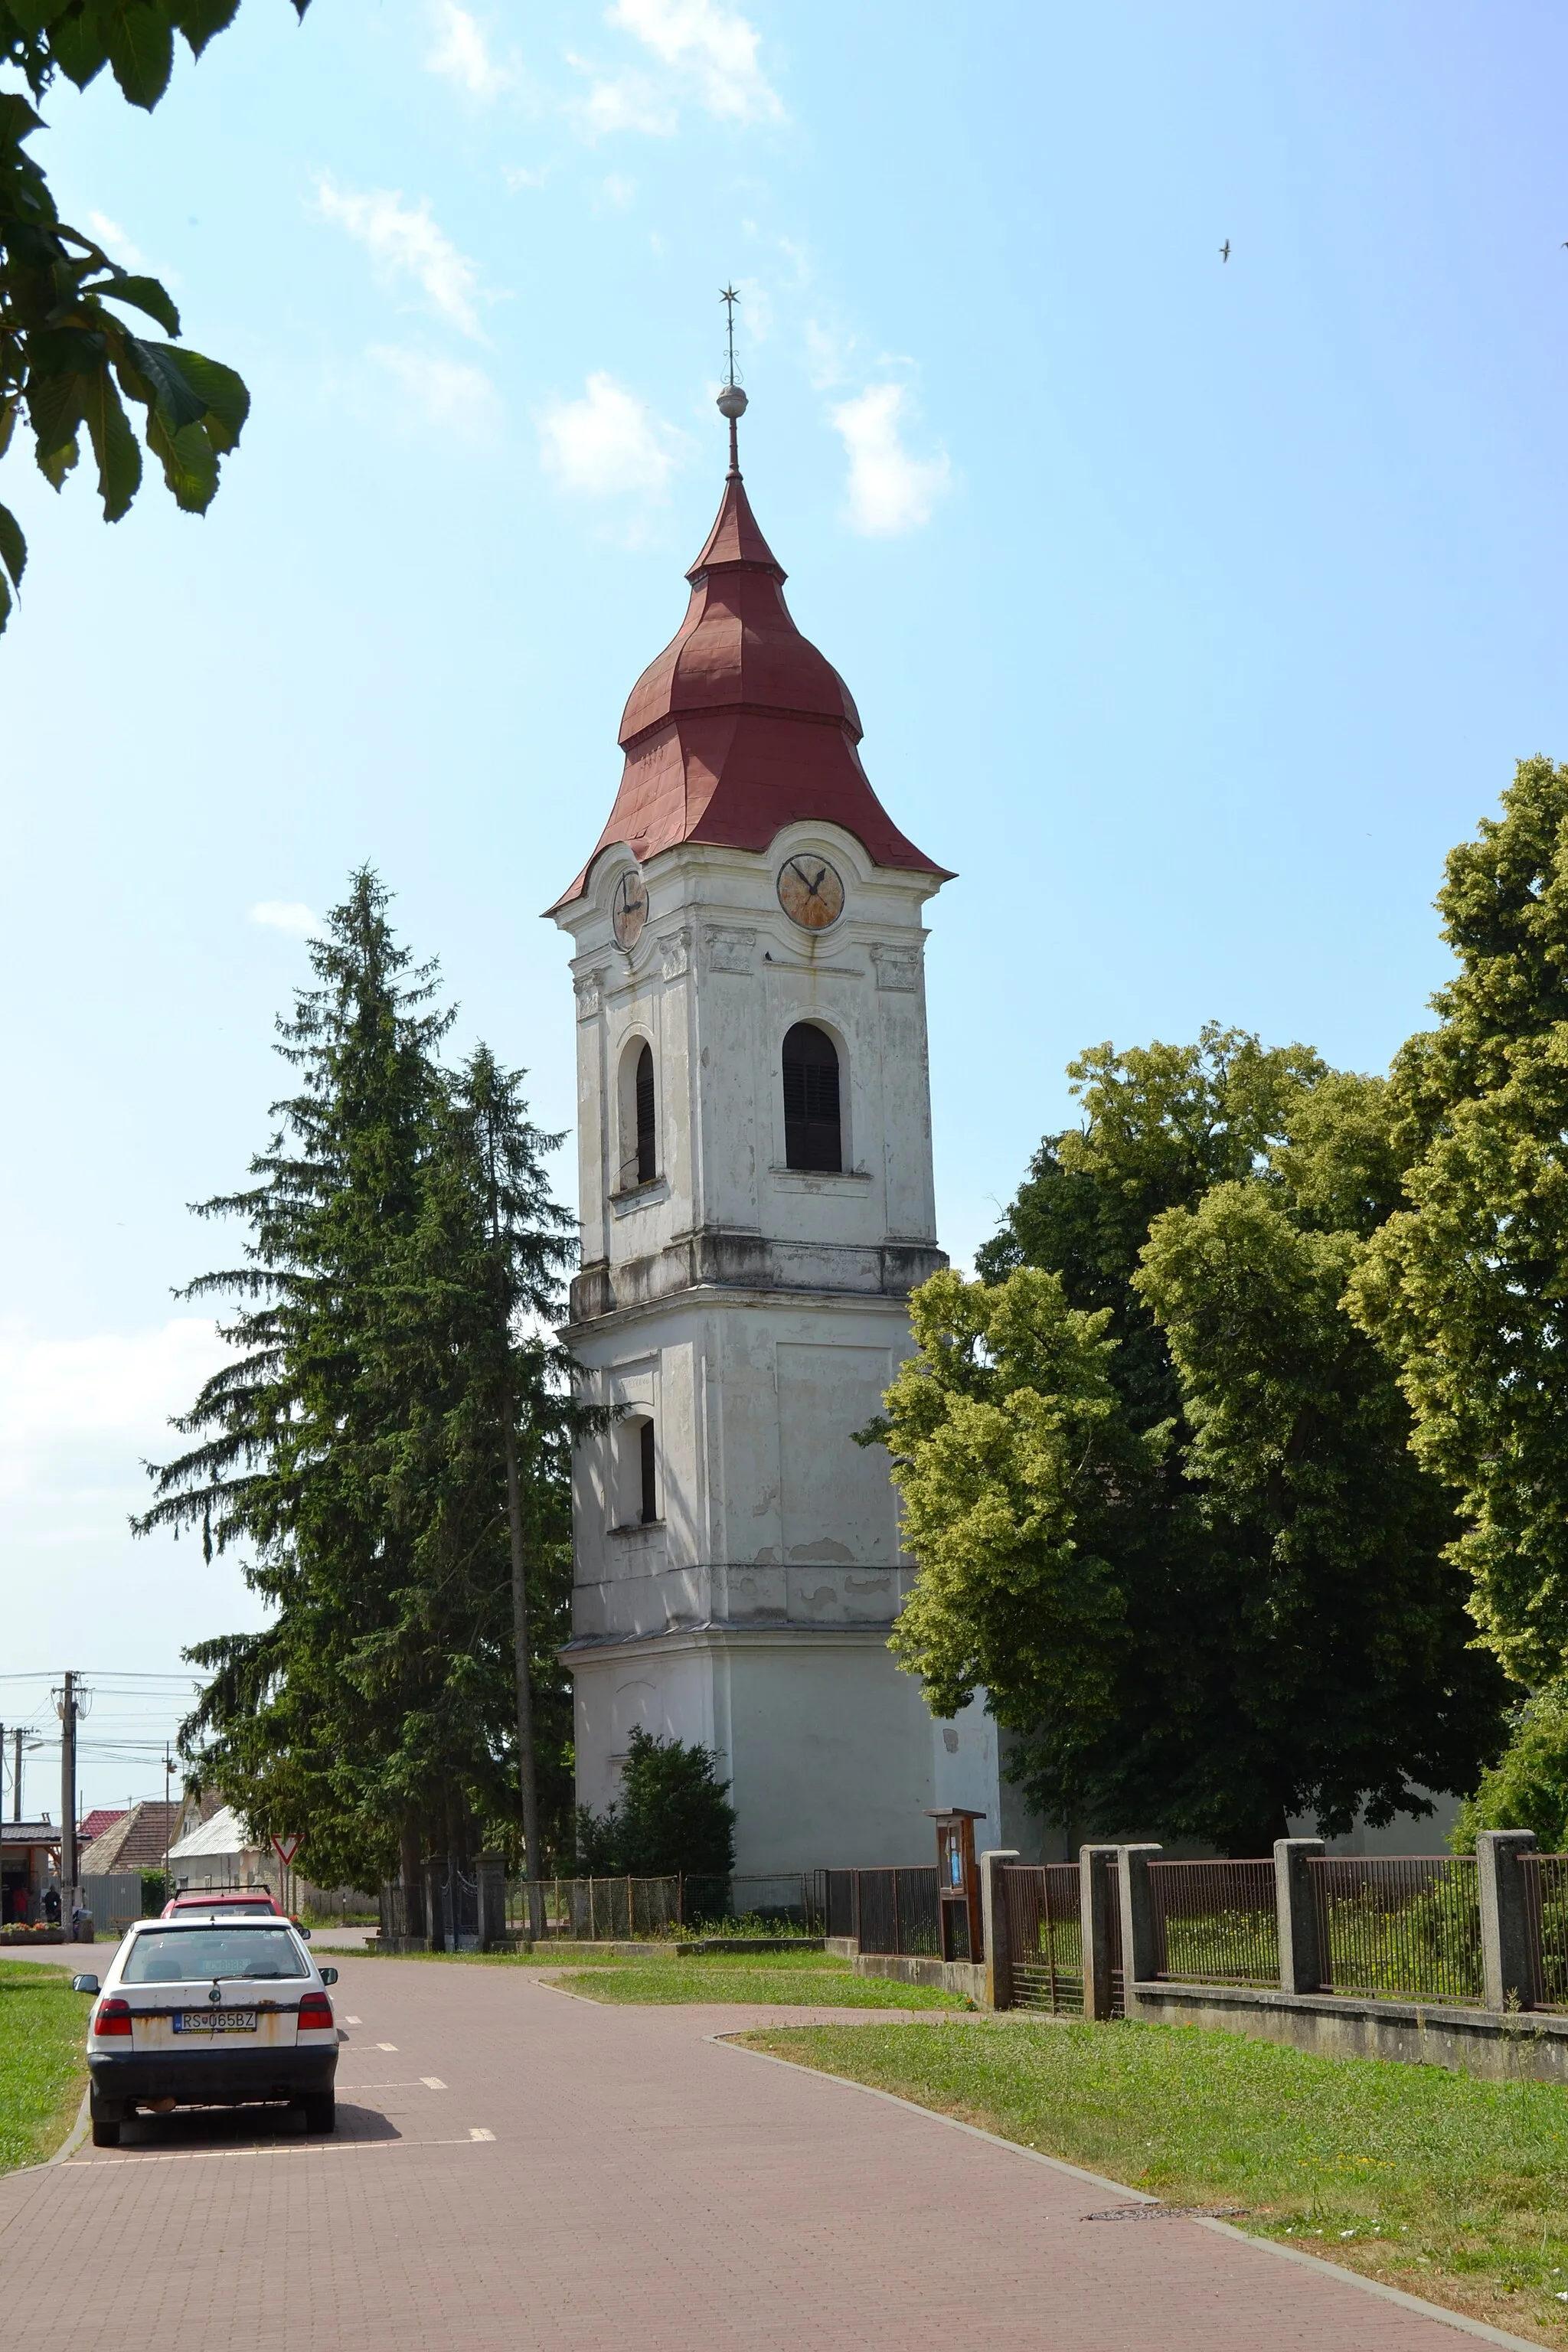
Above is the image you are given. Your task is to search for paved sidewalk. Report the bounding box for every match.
[0,1958,1538,2350]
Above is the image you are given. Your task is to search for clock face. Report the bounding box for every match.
[611,870,648,951]
[777,854,844,931]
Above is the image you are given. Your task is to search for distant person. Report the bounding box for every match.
[42,1885,60,1924]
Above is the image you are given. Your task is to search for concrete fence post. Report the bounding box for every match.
[476,1851,506,1952]
[1275,1838,1325,1994]
[1478,1829,1537,2011]
[978,1849,1019,2011]
[1080,1846,1121,2021]
[1116,1844,1163,2020]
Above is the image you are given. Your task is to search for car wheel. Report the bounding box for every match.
[90,2115,120,2148]
[301,2093,335,2135]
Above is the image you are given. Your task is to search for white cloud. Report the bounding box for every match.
[87,211,150,273]
[426,0,511,96]
[315,177,485,339]
[537,371,682,498]
[829,384,950,536]
[601,172,638,207]
[608,0,781,124]
[370,345,502,438]
[572,64,677,138]
[249,900,322,936]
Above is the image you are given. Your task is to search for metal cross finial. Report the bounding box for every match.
[720,284,740,386]
[715,284,748,475]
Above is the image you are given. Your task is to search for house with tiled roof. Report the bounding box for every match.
[77,1800,183,1878]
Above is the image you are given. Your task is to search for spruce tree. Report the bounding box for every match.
[136,874,582,1897]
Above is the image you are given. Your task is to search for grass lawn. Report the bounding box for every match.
[322,1941,965,2008]
[554,1952,965,2008]
[0,1960,90,2174]
[740,2017,1568,2347]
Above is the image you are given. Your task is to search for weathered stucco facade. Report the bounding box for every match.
[550,430,1039,1870]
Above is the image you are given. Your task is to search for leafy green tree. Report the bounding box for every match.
[0,0,300,629]
[573,1730,737,1879]
[1452,1684,1568,1853]
[887,1029,1505,1854]
[1350,757,1568,1694]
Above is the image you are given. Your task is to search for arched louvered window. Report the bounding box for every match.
[635,1044,656,1183]
[782,1022,842,1172]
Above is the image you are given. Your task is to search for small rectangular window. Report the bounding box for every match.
[639,1419,658,1524]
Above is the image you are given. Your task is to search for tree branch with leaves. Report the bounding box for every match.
[0,0,306,630]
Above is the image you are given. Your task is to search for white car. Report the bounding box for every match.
[73,1913,340,2147]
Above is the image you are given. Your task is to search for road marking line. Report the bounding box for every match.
[375,2042,398,2050]
[420,2076,447,2089]
[469,2127,495,2141]
[345,2015,363,2024]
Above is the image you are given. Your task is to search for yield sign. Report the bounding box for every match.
[272,1834,304,1867]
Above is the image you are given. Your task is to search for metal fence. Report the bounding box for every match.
[1149,1858,1279,1987]
[80,1871,154,1937]
[501,1872,827,1941]
[1521,1854,1568,2010]
[1003,1862,1083,2013]
[1309,1854,1483,2004]
[823,1867,939,1956]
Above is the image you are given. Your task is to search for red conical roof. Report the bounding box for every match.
[552,459,949,907]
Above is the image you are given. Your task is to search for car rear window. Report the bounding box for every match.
[122,1927,309,1984]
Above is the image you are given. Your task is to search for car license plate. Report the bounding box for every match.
[174,2008,257,2033]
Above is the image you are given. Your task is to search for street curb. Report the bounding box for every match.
[51,2089,91,2166]
[714,2034,1546,2352]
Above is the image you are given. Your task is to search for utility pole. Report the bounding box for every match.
[58,1672,77,1930]
[13,1726,33,1821]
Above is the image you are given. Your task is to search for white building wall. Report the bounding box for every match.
[554,819,966,1873]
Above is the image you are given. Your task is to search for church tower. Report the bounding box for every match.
[549,385,997,1870]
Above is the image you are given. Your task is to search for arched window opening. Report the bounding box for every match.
[639,1418,658,1524]
[635,1044,656,1183]
[782,1022,842,1172]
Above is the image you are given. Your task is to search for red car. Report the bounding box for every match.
[161,1890,284,1920]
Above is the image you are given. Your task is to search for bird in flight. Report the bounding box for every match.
[1220,240,1231,262]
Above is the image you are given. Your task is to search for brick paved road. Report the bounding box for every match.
[0,1958,1535,2349]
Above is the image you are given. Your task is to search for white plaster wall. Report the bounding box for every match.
[553,821,952,1872]
[557,822,942,1272]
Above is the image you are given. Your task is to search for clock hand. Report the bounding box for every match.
[805,866,827,893]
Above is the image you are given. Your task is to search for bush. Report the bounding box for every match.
[572,1729,737,1877]
[1452,1681,1568,1852]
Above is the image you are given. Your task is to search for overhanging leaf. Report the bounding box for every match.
[88,271,181,336]
[0,503,27,593]
[0,93,47,147]
[122,334,207,430]
[26,364,87,458]
[7,0,75,32]
[0,570,11,634]
[48,2,111,89]
[103,0,174,108]
[147,410,217,511]
[38,433,79,491]
[0,503,24,597]
[170,345,249,450]
[83,365,142,521]
[169,0,238,57]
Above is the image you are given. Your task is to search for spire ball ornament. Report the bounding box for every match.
[717,383,748,420]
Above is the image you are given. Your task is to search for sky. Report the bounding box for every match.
[5,0,1568,1812]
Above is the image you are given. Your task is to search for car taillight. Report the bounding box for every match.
[94,1998,132,2038]
[297,1993,333,2031]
